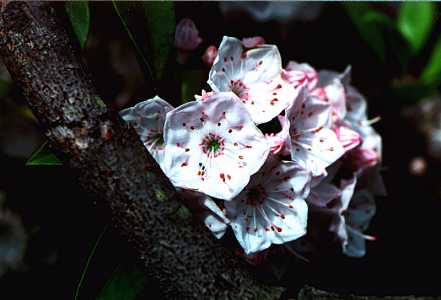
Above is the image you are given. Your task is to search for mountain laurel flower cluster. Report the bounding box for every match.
[121,36,385,259]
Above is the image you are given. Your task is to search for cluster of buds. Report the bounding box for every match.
[121,36,384,260]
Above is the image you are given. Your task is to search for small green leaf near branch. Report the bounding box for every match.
[65,1,90,48]
[26,142,62,166]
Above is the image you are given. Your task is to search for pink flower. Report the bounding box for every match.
[344,147,380,173]
[174,18,202,51]
[334,125,361,152]
[242,36,266,48]
[283,61,318,91]
[208,36,296,124]
[202,45,218,66]
[162,92,270,200]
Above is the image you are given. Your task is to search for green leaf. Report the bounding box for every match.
[421,36,441,86]
[96,264,147,300]
[26,142,62,166]
[143,2,175,80]
[344,3,411,71]
[344,3,393,61]
[112,1,175,82]
[65,1,90,48]
[398,2,435,54]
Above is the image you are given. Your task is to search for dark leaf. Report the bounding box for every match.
[181,70,207,103]
[65,1,90,48]
[421,36,441,86]
[344,3,391,61]
[392,82,437,105]
[143,2,175,80]
[112,1,175,83]
[96,264,147,300]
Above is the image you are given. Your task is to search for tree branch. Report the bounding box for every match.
[0,2,282,299]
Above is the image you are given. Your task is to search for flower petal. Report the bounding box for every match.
[225,156,310,254]
[163,92,270,200]
[286,90,344,176]
[208,36,289,124]
[120,96,173,170]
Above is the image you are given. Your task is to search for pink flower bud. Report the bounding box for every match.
[242,36,266,48]
[174,18,202,51]
[344,147,379,173]
[202,45,218,66]
[282,62,318,91]
[335,125,361,152]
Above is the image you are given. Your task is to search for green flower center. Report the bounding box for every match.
[201,133,225,158]
[207,139,220,152]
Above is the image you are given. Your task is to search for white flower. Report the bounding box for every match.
[224,155,310,254]
[329,178,376,257]
[340,82,386,197]
[310,69,348,123]
[120,96,173,171]
[162,92,270,200]
[285,89,345,176]
[345,85,368,127]
[208,36,295,124]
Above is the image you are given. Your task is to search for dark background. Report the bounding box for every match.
[1,2,441,299]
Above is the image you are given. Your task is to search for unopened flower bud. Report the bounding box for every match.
[202,45,217,66]
[175,18,202,51]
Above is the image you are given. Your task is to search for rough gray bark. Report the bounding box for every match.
[0,2,282,299]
